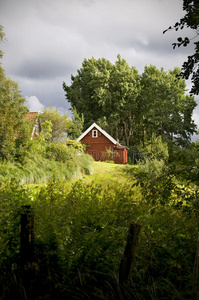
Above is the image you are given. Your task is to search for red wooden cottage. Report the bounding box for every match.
[77,123,128,164]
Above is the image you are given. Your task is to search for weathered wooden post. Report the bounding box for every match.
[20,205,35,271]
[119,223,141,287]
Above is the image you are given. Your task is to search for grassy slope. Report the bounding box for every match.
[80,161,132,184]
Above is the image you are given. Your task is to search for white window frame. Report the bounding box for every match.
[92,129,98,138]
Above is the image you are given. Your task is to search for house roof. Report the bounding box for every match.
[25,112,38,122]
[114,144,129,150]
[25,112,40,140]
[77,123,119,145]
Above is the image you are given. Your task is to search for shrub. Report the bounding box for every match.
[136,157,168,181]
[138,134,169,162]
[0,141,93,185]
[0,180,196,299]
[45,142,72,162]
[101,147,119,162]
[65,140,85,152]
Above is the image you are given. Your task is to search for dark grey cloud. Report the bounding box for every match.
[13,75,70,111]
[13,59,71,79]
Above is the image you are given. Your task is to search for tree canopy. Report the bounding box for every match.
[0,25,5,59]
[163,0,199,94]
[68,107,84,140]
[0,65,31,160]
[0,26,30,160]
[63,56,197,148]
[39,106,84,141]
[39,107,73,142]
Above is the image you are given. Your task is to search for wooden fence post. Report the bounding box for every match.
[20,205,35,271]
[119,223,141,287]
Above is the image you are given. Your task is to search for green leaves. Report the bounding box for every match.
[173,37,190,49]
[0,28,31,161]
[64,57,196,148]
[68,107,84,139]
[39,106,72,142]
[63,56,141,146]
[164,0,199,94]
[0,25,6,59]
[139,65,197,146]
[0,65,29,160]
[0,178,197,298]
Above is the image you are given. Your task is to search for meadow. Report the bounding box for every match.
[0,160,198,299]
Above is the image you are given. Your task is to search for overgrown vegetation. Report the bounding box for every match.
[101,147,119,163]
[1,132,199,299]
[0,176,198,299]
[0,140,93,186]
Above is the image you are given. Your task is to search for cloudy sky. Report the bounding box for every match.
[0,0,199,138]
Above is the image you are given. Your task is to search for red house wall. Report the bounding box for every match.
[81,127,127,164]
[114,148,128,164]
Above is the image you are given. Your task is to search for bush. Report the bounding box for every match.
[136,158,168,181]
[0,180,196,299]
[65,140,85,152]
[0,141,93,186]
[45,142,72,162]
[101,147,119,162]
[138,134,169,162]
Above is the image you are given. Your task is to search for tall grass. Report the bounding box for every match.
[0,179,197,299]
[0,143,93,186]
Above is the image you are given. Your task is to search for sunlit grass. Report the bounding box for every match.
[80,161,134,184]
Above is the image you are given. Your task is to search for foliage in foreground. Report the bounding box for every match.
[0,179,197,299]
[164,0,199,95]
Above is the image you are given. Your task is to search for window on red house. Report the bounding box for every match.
[92,130,98,138]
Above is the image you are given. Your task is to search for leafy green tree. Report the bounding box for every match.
[63,55,140,146]
[63,57,114,130]
[106,55,140,146]
[139,66,197,147]
[39,120,52,141]
[0,27,30,160]
[0,65,29,160]
[0,25,5,59]
[39,107,73,142]
[163,0,199,94]
[63,56,196,147]
[68,107,84,139]
[138,134,169,162]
